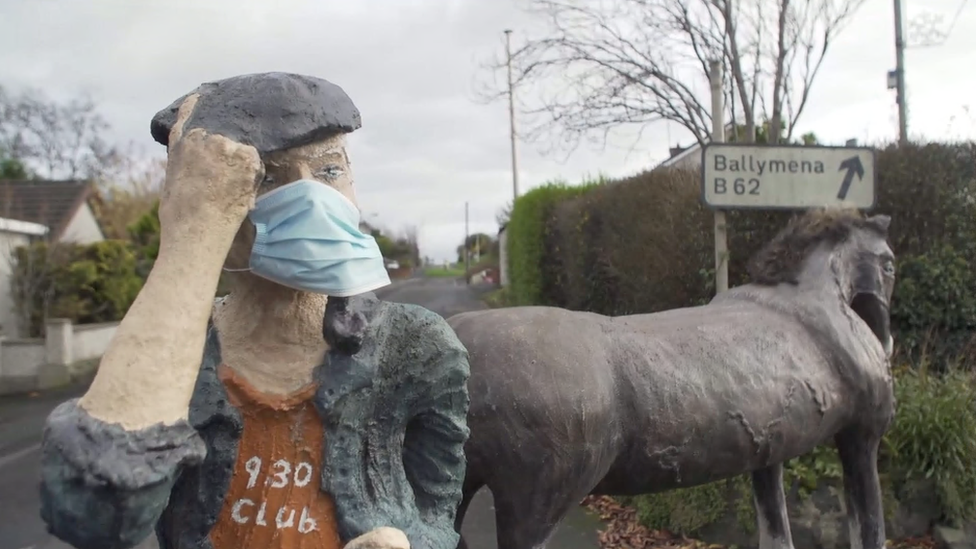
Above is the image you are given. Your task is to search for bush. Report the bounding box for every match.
[505,142,976,368]
[505,180,601,305]
[127,199,161,279]
[545,168,715,314]
[890,246,976,367]
[12,240,143,337]
[885,367,976,525]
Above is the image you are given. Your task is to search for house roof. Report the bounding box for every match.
[657,144,700,169]
[654,122,737,170]
[0,180,94,240]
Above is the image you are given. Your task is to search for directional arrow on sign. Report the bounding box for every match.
[837,156,865,200]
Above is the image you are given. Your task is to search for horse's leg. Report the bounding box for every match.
[835,429,886,549]
[454,478,482,549]
[490,472,589,549]
[492,493,562,549]
[751,463,795,549]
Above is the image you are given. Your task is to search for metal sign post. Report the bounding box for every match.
[708,60,728,295]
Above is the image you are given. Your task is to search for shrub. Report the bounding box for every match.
[127,199,161,278]
[12,240,143,336]
[889,246,976,368]
[506,180,601,305]
[505,142,976,368]
[545,168,715,314]
[885,366,976,526]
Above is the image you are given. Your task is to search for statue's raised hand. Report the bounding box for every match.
[157,93,264,239]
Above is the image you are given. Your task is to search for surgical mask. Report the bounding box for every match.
[225,179,391,297]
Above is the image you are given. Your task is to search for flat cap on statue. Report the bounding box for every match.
[150,72,362,154]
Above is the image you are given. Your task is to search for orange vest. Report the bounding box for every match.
[209,365,343,549]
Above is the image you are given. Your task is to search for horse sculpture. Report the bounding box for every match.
[449,209,896,549]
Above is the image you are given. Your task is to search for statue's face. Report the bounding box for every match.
[224,133,358,271]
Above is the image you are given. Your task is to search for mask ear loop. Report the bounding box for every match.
[222,266,251,272]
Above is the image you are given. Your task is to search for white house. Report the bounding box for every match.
[652,123,738,172]
[0,217,48,337]
[0,180,106,336]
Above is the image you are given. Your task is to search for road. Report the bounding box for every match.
[0,276,601,549]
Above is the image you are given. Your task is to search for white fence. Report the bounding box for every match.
[0,318,117,395]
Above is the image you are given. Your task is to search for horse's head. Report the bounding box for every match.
[748,209,895,355]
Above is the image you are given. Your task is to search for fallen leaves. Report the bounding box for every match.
[581,495,939,549]
[889,537,938,549]
[581,495,718,549]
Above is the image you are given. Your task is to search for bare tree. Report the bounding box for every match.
[496,200,513,228]
[400,224,421,268]
[91,144,166,240]
[0,84,117,179]
[479,0,865,149]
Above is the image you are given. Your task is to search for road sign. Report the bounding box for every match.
[700,143,876,210]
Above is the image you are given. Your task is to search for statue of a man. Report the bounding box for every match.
[37,73,470,549]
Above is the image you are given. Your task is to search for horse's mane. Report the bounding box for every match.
[748,208,882,286]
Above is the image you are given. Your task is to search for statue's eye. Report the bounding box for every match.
[317,165,345,180]
[258,174,275,191]
[882,260,895,276]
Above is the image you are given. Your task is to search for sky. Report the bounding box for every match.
[1,0,974,263]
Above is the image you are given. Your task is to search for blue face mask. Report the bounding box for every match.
[226,179,391,297]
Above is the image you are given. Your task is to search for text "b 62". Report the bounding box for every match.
[714,178,760,196]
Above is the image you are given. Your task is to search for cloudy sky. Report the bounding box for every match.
[1,0,974,262]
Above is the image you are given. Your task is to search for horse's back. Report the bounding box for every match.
[449,307,624,487]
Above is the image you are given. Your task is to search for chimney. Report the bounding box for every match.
[669,146,685,158]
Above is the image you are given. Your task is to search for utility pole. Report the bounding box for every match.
[464,201,470,285]
[893,0,908,144]
[504,29,520,201]
[709,60,729,295]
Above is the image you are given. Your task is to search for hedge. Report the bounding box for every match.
[505,142,976,368]
[11,240,143,337]
[505,179,603,306]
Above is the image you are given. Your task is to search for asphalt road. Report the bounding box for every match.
[0,276,601,549]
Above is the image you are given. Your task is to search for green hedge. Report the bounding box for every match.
[505,179,602,305]
[507,142,976,368]
[11,240,143,337]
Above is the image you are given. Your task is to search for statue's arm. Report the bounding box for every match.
[38,95,259,549]
[400,313,471,549]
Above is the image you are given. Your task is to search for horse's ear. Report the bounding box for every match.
[866,214,891,235]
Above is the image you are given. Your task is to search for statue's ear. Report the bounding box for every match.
[866,214,891,234]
